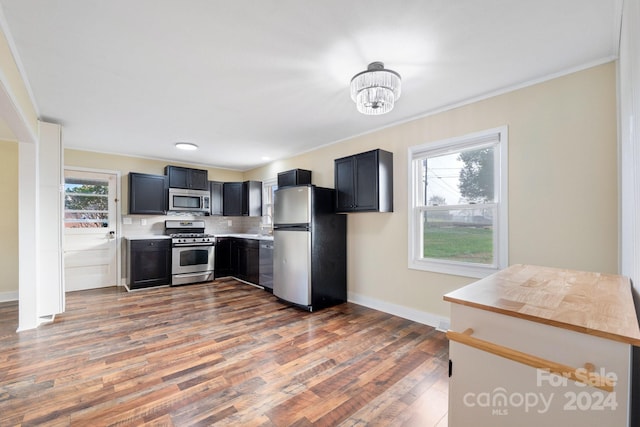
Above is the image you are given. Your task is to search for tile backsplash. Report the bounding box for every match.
[122,213,264,237]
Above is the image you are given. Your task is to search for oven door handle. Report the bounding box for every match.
[173,243,215,247]
[173,271,213,278]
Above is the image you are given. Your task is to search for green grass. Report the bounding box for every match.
[423,225,493,264]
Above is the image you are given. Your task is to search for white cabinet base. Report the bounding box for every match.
[448,304,631,426]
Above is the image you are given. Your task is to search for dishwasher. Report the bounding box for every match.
[259,241,274,291]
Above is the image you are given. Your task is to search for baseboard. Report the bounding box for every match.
[347,291,451,331]
[0,291,18,302]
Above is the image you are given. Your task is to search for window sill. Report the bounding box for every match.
[409,258,501,279]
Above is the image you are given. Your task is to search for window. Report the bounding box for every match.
[262,178,278,226]
[64,177,111,228]
[408,126,508,278]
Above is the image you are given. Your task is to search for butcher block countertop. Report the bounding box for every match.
[444,264,640,346]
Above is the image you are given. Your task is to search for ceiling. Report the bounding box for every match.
[0,0,622,171]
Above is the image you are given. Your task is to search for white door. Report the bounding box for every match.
[63,169,119,291]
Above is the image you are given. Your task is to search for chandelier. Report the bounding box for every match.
[350,62,401,115]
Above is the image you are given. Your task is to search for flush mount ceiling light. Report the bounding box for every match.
[175,142,198,151]
[350,61,401,115]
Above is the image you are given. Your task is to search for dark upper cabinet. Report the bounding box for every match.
[209,181,223,216]
[335,157,355,211]
[165,165,209,190]
[243,181,262,216]
[334,149,393,213]
[277,168,312,188]
[127,239,171,289]
[223,181,262,216]
[129,172,167,214]
[223,182,243,216]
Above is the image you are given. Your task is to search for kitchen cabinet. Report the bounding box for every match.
[129,172,167,214]
[214,237,231,278]
[165,165,209,190]
[223,182,243,216]
[209,181,223,216]
[222,181,262,216]
[334,148,393,213]
[259,241,273,291]
[126,238,172,289]
[277,168,312,188]
[214,236,266,287]
[234,238,260,284]
[444,264,640,427]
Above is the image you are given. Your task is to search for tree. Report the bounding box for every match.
[428,195,446,206]
[65,183,109,228]
[458,148,494,203]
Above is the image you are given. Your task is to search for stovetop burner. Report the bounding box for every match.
[170,233,214,238]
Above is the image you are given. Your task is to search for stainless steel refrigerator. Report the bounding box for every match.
[273,185,346,311]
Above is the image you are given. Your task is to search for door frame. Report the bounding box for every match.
[63,166,122,288]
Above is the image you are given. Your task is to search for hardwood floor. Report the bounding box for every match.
[0,279,449,426]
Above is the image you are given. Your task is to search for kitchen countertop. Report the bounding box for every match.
[126,235,172,240]
[125,234,273,241]
[215,233,274,241]
[443,264,640,346]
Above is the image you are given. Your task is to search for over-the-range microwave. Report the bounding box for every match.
[168,188,210,213]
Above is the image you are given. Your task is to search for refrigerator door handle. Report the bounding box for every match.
[273,224,310,231]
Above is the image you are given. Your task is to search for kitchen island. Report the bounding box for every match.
[444,264,640,426]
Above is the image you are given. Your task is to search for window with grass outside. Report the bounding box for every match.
[409,127,508,278]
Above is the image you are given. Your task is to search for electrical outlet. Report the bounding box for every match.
[141,218,147,226]
[227,220,232,227]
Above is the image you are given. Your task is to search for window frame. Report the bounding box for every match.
[262,177,278,225]
[63,172,116,231]
[408,126,508,278]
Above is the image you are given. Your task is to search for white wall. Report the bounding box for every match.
[620,0,640,292]
[618,0,640,423]
[246,63,619,326]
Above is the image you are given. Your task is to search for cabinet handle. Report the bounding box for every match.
[446,328,614,392]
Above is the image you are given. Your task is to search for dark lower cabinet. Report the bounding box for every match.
[214,237,231,278]
[259,241,273,291]
[127,238,171,289]
[214,237,261,286]
[237,239,260,285]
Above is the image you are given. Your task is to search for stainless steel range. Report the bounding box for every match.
[165,220,215,286]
